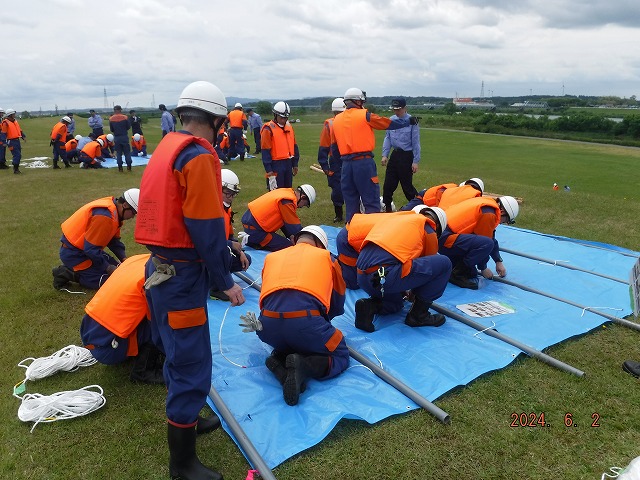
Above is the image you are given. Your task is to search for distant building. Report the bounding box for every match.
[453,97,495,109]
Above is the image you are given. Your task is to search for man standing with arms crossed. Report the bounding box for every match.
[381,98,420,212]
[136,81,244,480]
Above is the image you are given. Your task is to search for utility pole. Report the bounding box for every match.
[104,88,109,109]
[480,81,485,99]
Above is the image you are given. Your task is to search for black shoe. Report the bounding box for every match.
[127,165,132,171]
[209,289,230,301]
[52,265,77,289]
[0,163,8,169]
[405,298,446,327]
[13,166,21,174]
[283,354,327,406]
[354,297,382,332]
[168,423,223,480]
[53,165,61,169]
[622,360,640,378]
[196,413,221,435]
[130,344,165,384]
[64,163,71,168]
[118,166,124,172]
[333,205,343,223]
[448,273,479,290]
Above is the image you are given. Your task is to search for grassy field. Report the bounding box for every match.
[1,115,640,479]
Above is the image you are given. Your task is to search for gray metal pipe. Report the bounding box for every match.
[208,387,277,480]
[492,276,640,332]
[500,247,628,284]
[233,271,451,424]
[430,302,585,377]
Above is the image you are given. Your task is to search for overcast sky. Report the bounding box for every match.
[3,0,639,112]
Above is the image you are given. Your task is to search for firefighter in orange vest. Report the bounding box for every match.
[131,133,148,157]
[437,177,484,210]
[318,97,346,223]
[439,195,519,289]
[78,138,106,168]
[400,182,459,211]
[336,211,412,289]
[3,109,26,174]
[240,184,316,251]
[330,88,417,222]
[65,135,82,164]
[50,116,72,169]
[135,81,244,480]
[260,101,299,190]
[53,189,139,290]
[354,206,451,332]
[225,102,248,161]
[209,169,252,301]
[251,226,348,406]
[97,133,115,158]
[0,107,8,169]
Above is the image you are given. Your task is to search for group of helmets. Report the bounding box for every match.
[0,108,16,118]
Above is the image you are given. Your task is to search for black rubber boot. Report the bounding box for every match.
[13,165,21,174]
[449,262,479,290]
[118,166,124,172]
[53,162,61,169]
[52,265,78,289]
[168,423,223,480]
[209,289,230,301]
[265,350,288,385]
[196,413,221,435]
[404,297,446,327]
[0,163,8,169]
[130,344,165,384]
[127,165,132,171]
[333,205,343,223]
[622,360,640,378]
[283,354,328,406]
[354,297,383,332]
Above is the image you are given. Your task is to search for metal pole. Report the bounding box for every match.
[233,271,451,423]
[431,302,585,377]
[500,247,628,284]
[208,387,277,480]
[492,276,640,332]
[347,346,451,424]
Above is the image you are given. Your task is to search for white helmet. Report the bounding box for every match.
[331,97,345,112]
[498,196,519,223]
[296,225,329,250]
[0,108,4,114]
[343,87,366,102]
[413,205,447,234]
[106,133,114,142]
[464,177,484,193]
[133,133,141,141]
[298,184,316,206]
[74,135,82,141]
[96,138,105,147]
[123,188,140,213]
[176,81,228,117]
[273,101,290,118]
[5,108,16,116]
[62,116,72,123]
[221,169,240,193]
[234,102,242,109]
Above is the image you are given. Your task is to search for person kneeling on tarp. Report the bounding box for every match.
[439,196,519,290]
[244,226,349,406]
[355,206,451,332]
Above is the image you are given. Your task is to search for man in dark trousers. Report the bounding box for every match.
[109,105,132,171]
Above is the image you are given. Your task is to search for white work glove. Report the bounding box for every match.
[239,311,262,332]
[237,231,249,248]
[268,175,278,191]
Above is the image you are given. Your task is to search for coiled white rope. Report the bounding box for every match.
[14,345,104,431]
[17,385,106,433]
[17,345,97,381]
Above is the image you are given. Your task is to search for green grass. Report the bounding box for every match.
[2,115,640,479]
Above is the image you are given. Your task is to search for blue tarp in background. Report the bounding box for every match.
[206,225,638,469]
[100,154,152,168]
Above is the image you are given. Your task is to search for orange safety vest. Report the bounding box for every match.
[224,207,234,240]
[5,119,22,139]
[362,214,437,277]
[227,110,246,129]
[65,139,78,152]
[260,243,334,312]
[422,183,458,207]
[97,134,113,147]
[445,197,500,235]
[262,121,296,160]
[61,197,120,250]
[0,119,7,135]
[247,189,298,233]
[80,141,102,159]
[50,122,67,142]
[131,136,146,150]
[135,132,221,248]
[84,254,150,357]
[438,185,482,210]
[346,212,411,252]
[332,108,375,155]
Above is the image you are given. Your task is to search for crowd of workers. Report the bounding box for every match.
[43,82,529,480]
